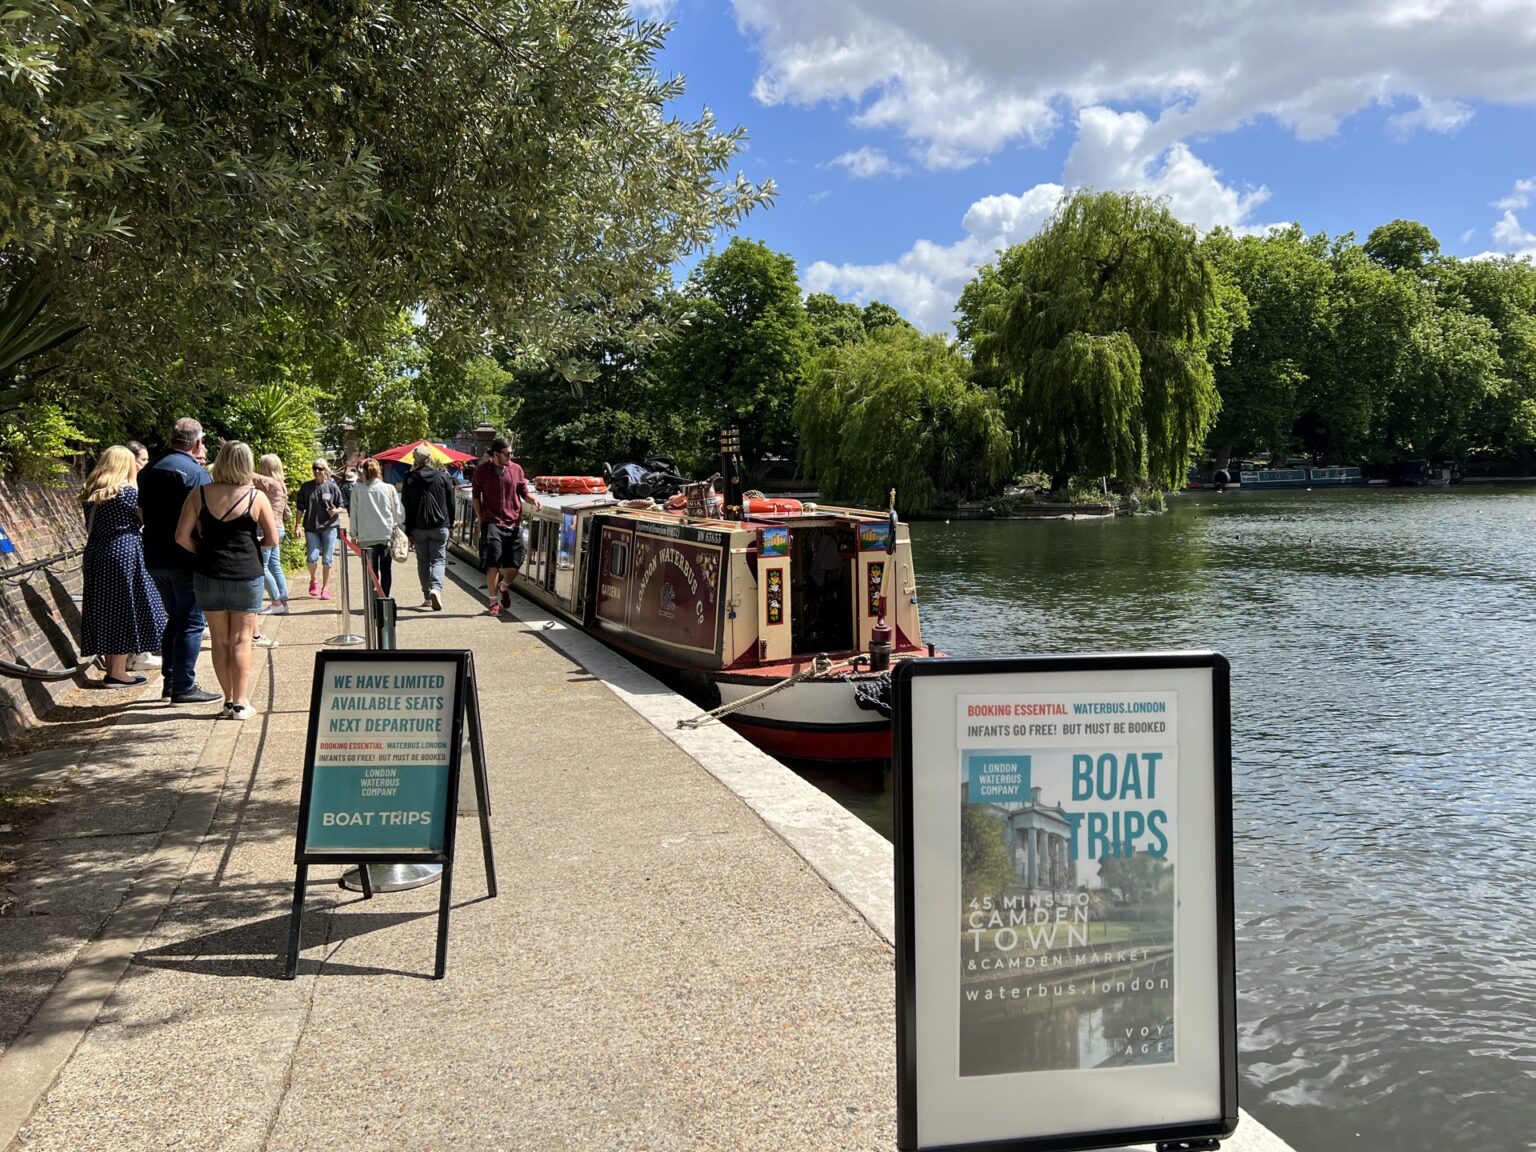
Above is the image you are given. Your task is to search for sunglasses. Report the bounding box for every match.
[313,466,328,472]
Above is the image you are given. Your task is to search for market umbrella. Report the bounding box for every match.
[371,439,476,466]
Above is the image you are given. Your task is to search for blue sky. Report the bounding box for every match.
[645,0,1536,330]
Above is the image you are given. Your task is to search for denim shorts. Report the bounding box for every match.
[306,526,338,566]
[193,573,264,613]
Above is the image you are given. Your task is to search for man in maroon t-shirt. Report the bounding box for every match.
[471,437,540,615]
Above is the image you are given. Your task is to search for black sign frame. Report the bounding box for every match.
[893,652,1236,1152]
[283,648,497,980]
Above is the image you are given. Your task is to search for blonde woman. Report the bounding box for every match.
[253,453,291,615]
[80,445,167,687]
[174,441,279,720]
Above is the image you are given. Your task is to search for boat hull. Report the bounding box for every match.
[713,674,891,763]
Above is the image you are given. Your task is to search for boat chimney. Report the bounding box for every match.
[720,426,744,519]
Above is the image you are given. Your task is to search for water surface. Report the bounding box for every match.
[816,486,1536,1152]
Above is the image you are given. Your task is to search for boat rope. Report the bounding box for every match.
[677,653,841,730]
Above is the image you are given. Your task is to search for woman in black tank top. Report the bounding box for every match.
[175,442,279,720]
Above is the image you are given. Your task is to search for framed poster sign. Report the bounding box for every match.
[295,650,466,861]
[893,653,1236,1151]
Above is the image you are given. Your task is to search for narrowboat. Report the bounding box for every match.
[450,478,931,765]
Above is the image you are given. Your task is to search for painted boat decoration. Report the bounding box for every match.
[450,479,931,764]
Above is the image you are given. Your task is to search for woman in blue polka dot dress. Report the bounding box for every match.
[80,445,168,686]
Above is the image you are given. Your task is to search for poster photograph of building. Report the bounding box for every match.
[957,692,1178,1077]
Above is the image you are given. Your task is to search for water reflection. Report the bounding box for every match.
[807,487,1536,1152]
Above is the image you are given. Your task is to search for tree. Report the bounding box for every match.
[355,382,431,455]
[659,238,812,471]
[418,354,515,442]
[1,1,771,464]
[804,293,866,349]
[1202,225,1331,463]
[796,325,1011,511]
[1363,219,1441,272]
[968,190,1223,492]
[861,300,910,334]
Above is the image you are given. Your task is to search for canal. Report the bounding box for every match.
[803,485,1536,1152]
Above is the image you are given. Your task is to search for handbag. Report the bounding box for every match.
[389,524,410,564]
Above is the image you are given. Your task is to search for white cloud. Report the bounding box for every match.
[629,0,675,18]
[1494,177,1535,210]
[803,110,1279,333]
[1478,177,1536,261]
[827,147,905,179]
[1386,96,1473,137]
[734,0,1536,167]
[1492,210,1536,248]
[804,184,1062,331]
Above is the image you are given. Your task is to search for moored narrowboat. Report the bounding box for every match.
[450,479,930,764]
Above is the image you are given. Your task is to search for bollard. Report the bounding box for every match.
[374,595,397,651]
[326,529,365,646]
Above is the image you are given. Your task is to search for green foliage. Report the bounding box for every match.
[0,403,89,484]
[861,300,910,334]
[3,0,770,455]
[804,293,866,349]
[968,190,1222,492]
[659,238,813,471]
[1201,225,1327,460]
[355,382,431,456]
[1363,219,1441,272]
[960,806,1014,907]
[418,355,514,441]
[0,274,87,417]
[796,325,1011,511]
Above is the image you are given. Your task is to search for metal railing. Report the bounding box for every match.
[0,546,99,681]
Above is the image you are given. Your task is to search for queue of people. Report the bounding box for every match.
[77,422,538,715]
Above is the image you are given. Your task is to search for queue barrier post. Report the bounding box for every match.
[326,528,365,646]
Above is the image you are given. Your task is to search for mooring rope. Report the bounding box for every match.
[677,653,842,730]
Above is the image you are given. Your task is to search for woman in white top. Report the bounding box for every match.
[348,458,405,597]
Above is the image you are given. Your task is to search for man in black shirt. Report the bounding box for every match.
[401,444,458,611]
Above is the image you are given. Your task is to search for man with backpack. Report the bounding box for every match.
[401,445,457,611]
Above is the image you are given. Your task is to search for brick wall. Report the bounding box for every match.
[0,474,89,743]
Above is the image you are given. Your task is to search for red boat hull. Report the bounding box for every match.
[719,713,891,764]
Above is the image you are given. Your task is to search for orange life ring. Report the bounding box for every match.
[745,497,803,515]
[663,493,688,511]
[533,475,607,495]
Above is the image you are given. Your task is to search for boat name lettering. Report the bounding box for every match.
[635,547,700,605]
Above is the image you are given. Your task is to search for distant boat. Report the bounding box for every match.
[1239,466,1365,489]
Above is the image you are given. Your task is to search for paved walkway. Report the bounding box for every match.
[0,548,1296,1151]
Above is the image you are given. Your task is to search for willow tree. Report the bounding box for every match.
[795,324,1011,512]
[966,190,1224,493]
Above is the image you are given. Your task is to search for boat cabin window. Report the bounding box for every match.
[790,524,856,656]
[606,538,630,579]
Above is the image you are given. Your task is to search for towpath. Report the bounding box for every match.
[0,547,1295,1151]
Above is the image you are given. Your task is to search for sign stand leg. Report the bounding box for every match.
[464,662,497,897]
[357,863,374,899]
[433,862,455,979]
[283,864,309,980]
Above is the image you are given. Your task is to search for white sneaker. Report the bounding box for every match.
[227,704,258,721]
[428,589,442,611]
[130,652,163,670]
[253,634,277,649]
[272,601,290,615]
